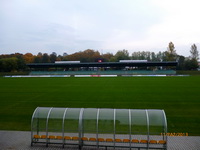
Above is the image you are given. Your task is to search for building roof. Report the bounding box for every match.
[27,61,177,68]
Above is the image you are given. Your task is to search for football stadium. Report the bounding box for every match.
[27,60,177,77]
[1,60,200,149]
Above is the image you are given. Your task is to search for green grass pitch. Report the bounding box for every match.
[0,76,199,135]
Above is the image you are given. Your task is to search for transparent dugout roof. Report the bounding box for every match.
[31,107,167,138]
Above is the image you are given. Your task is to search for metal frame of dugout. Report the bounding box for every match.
[31,107,167,149]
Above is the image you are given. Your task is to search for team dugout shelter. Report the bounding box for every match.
[27,60,178,76]
[31,107,168,149]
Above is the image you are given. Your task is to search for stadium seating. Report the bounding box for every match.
[33,134,166,144]
[30,70,176,75]
[32,134,167,149]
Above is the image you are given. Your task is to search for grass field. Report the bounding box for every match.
[0,76,199,135]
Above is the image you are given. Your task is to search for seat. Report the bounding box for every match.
[64,136,72,140]
[72,136,79,140]
[149,140,157,144]
[89,138,96,141]
[98,138,105,142]
[140,140,148,143]
[81,137,88,141]
[48,135,55,139]
[132,139,139,143]
[123,139,130,143]
[41,135,47,139]
[115,139,122,142]
[106,138,113,142]
[33,135,40,139]
[158,140,166,144]
[56,136,63,140]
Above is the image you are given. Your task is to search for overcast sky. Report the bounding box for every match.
[0,0,200,56]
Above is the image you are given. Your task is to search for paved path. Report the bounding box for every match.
[0,131,200,150]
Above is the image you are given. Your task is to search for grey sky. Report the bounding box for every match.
[0,0,200,56]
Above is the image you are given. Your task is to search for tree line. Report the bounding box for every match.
[0,42,199,72]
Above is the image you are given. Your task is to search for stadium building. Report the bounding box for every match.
[27,60,178,76]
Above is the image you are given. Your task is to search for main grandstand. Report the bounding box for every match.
[27,60,177,76]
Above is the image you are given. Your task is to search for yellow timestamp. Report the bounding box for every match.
[161,132,189,136]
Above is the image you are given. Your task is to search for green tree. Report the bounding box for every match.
[113,49,130,61]
[0,59,3,71]
[151,52,157,61]
[190,44,199,60]
[160,51,168,61]
[0,57,18,72]
[184,44,199,70]
[15,54,26,71]
[50,52,57,63]
[34,52,43,63]
[132,51,158,61]
[131,51,139,60]
[184,58,198,70]
[176,55,185,70]
[156,51,163,61]
[42,53,50,63]
[139,51,146,60]
[166,42,177,61]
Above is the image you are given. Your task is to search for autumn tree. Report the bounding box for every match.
[23,53,34,63]
[66,52,81,61]
[101,52,114,62]
[56,55,62,61]
[66,49,101,62]
[82,49,101,62]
